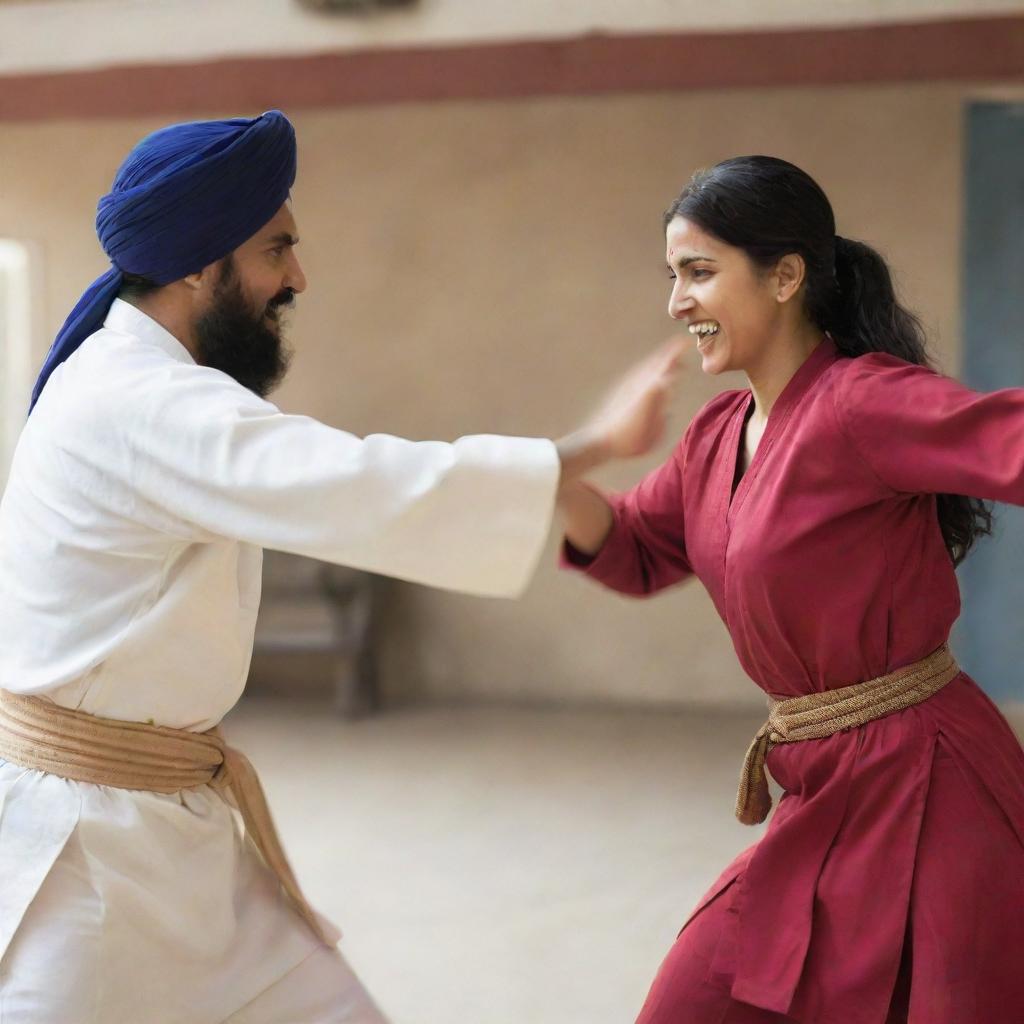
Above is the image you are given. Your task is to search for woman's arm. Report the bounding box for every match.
[557,477,614,556]
[835,354,1024,503]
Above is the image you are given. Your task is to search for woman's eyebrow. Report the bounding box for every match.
[667,254,717,268]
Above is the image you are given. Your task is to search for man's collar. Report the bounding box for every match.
[104,298,196,366]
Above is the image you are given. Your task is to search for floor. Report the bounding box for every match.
[222,700,770,1024]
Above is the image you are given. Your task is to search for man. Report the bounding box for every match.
[0,110,681,1023]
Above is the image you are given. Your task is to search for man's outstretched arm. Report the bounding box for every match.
[52,338,685,598]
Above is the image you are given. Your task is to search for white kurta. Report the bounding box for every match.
[0,300,560,1023]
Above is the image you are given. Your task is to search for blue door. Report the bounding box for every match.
[954,101,1024,701]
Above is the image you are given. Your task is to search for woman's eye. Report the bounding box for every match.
[667,271,677,280]
[692,268,712,279]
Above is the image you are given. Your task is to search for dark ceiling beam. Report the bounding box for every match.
[1,15,1022,122]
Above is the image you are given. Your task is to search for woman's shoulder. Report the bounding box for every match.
[691,387,750,428]
[826,350,957,443]
[673,388,749,460]
[829,349,945,394]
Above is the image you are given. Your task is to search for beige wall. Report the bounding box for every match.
[0,82,989,708]
[5,0,1021,75]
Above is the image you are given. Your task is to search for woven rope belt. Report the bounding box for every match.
[736,644,962,826]
[0,691,332,945]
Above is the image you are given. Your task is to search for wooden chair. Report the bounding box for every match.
[249,550,379,716]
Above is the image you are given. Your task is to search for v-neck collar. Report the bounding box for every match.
[727,337,839,519]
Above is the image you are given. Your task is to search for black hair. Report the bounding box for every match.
[665,155,991,565]
[118,251,240,298]
[117,271,162,300]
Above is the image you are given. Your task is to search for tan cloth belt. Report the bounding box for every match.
[736,645,962,826]
[0,691,332,945]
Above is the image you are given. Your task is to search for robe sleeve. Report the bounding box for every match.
[834,354,1024,504]
[57,361,559,599]
[559,436,692,597]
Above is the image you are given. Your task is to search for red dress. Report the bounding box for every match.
[563,339,1024,1024]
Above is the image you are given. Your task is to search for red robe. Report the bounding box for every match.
[563,338,1024,1023]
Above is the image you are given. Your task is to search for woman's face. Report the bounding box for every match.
[665,215,783,377]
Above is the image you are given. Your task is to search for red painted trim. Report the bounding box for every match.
[2,16,1022,122]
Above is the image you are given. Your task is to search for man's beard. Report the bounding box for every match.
[193,257,294,398]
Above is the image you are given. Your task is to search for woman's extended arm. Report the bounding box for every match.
[835,354,1024,504]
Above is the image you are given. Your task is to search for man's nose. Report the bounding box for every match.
[286,252,307,295]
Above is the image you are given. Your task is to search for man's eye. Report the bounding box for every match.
[692,268,712,279]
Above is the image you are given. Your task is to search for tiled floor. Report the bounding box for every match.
[223,700,769,1024]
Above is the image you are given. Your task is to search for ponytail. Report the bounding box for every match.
[830,235,927,363]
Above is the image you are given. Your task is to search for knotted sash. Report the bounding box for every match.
[0,691,333,945]
[736,645,962,825]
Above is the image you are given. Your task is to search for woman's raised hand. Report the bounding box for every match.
[585,336,688,459]
[555,337,688,487]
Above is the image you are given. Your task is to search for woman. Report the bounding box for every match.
[559,156,1024,1024]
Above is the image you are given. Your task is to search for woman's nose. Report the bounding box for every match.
[668,289,692,320]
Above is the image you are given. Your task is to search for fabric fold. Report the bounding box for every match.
[0,692,336,947]
[0,767,82,963]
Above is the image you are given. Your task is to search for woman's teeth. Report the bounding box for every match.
[688,321,720,350]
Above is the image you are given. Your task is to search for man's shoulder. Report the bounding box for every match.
[34,327,168,426]
[58,323,178,386]
[31,320,286,471]
[45,325,264,420]
[30,337,171,465]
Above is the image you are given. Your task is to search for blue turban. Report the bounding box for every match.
[30,109,297,412]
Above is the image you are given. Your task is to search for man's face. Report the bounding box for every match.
[193,204,307,397]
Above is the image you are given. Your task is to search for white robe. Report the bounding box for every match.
[0,300,559,1023]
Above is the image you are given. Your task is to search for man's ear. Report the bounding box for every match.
[774,252,806,304]
[183,257,226,294]
[182,269,205,293]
